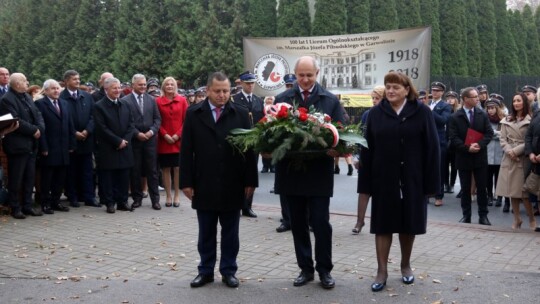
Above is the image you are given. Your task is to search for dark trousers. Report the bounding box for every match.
[98,168,130,206]
[287,195,333,274]
[458,166,489,218]
[446,149,457,186]
[243,154,259,210]
[40,165,67,207]
[7,152,37,210]
[196,209,240,276]
[130,141,159,204]
[435,147,446,199]
[66,153,95,203]
[279,194,291,227]
[486,164,500,198]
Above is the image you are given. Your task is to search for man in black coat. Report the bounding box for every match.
[91,72,114,102]
[35,79,76,214]
[121,74,162,210]
[273,56,344,289]
[61,70,98,207]
[0,67,9,97]
[180,72,258,288]
[94,77,135,214]
[0,73,45,219]
[448,87,494,225]
[232,71,264,217]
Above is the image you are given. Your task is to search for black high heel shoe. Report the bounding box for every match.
[371,280,386,292]
[352,221,365,234]
[402,275,415,285]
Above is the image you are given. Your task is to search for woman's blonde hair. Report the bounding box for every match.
[372,85,385,98]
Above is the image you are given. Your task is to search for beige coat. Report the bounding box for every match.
[495,115,531,198]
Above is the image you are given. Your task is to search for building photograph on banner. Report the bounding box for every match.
[244,26,432,107]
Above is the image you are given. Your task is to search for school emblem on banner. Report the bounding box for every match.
[253,53,290,91]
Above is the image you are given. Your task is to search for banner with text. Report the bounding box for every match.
[243,26,431,105]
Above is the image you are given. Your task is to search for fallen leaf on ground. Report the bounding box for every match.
[432,279,442,284]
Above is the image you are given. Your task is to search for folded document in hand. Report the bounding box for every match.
[464,128,483,146]
[0,113,19,130]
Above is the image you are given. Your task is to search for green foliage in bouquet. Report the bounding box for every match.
[227,103,367,165]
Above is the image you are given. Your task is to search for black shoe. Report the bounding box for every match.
[479,216,491,226]
[276,224,291,233]
[221,274,239,288]
[319,272,335,289]
[42,206,54,214]
[152,202,162,210]
[52,203,69,212]
[22,207,43,216]
[260,167,269,173]
[495,197,502,207]
[503,202,510,213]
[269,188,275,193]
[334,165,340,174]
[456,190,463,198]
[242,208,257,218]
[448,185,454,193]
[11,209,26,219]
[106,205,116,214]
[535,227,540,232]
[459,217,471,223]
[190,274,214,288]
[69,201,80,208]
[402,275,415,284]
[293,271,314,287]
[371,280,386,292]
[347,164,354,176]
[444,184,451,193]
[84,200,101,207]
[487,200,493,207]
[270,167,275,173]
[131,201,142,209]
[117,202,131,211]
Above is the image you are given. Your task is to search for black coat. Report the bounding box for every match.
[358,99,440,235]
[430,100,452,148]
[94,97,135,170]
[35,97,76,166]
[273,82,344,197]
[524,113,540,173]
[60,89,94,154]
[448,107,494,170]
[232,92,264,126]
[0,89,45,154]
[179,99,258,211]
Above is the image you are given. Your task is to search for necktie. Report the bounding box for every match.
[0,87,5,94]
[72,92,77,99]
[302,90,310,106]
[214,107,222,122]
[468,109,474,125]
[53,100,60,114]
[247,95,252,111]
[137,94,144,114]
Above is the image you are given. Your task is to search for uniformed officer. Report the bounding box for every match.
[476,84,489,109]
[232,71,264,218]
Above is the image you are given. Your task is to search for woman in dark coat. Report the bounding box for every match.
[358,72,440,292]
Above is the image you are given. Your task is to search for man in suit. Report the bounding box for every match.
[0,67,9,97]
[94,77,135,214]
[35,79,76,214]
[121,74,162,210]
[180,72,258,288]
[429,82,452,206]
[448,87,494,225]
[0,73,45,219]
[274,56,344,289]
[232,71,264,218]
[61,70,98,207]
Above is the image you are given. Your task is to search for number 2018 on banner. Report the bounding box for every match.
[388,48,420,79]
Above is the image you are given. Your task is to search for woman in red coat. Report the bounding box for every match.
[156,77,188,207]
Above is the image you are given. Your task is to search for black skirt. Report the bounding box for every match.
[158,153,180,168]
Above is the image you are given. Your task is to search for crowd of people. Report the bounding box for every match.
[2,56,540,294]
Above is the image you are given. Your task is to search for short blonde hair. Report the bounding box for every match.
[372,85,385,98]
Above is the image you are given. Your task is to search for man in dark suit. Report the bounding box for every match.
[35,79,76,214]
[0,67,9,97]
[0,73,45,219]
[94,77,135,214]
[121,74,162,210]
[232,71,264,218]
[91,72,114,102]
[61,70,98,207]
[429,82,452,206]
[448,87,494,225]
[274,56,344,289]
[180,72,258,288]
